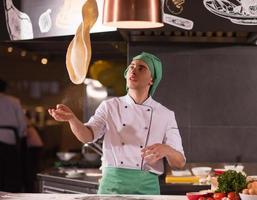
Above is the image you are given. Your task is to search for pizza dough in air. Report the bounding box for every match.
[66,0,98,84]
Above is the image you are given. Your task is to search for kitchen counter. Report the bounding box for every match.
[38,162,257,195]
[0,192,187,200]
[37,168,210,195]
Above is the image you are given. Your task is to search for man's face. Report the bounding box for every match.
[126,59,153,92]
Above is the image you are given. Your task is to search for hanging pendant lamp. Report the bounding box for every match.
[103,0,163,29]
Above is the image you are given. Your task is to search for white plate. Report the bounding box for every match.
[56,152,77,161]
[65,172,84,178]
[172,169,192,176]
[239,193,257,200]
[64,169,85,178]
[191,167,212,176]
[203,0,257,25]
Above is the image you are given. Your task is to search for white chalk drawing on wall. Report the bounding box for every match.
[166,0,185,15]
[3,0,34,40]
[203,0,257,25]
[56,0,86,30]
[39,9,52,33]
[162,0,194,30]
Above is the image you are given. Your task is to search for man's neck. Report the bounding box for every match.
[128,90,149,104]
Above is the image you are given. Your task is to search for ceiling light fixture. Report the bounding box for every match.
[7,47,13,53]
[20,50,27,57]
[102,0,163,29]
[41,58,48,65]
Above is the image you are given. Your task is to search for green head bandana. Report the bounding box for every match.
[124,52,162,96]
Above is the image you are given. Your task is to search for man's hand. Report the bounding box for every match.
[48,104,75,122]
[141,143,185,168]
[141,143,170,165]
[48,104,93,143]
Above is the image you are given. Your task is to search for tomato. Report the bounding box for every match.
[198,197,206,200]
[227,192,235,199]
[207,198,214,200]
[234,194,240,200]
[213,193,226,200]
[227,192,240,200]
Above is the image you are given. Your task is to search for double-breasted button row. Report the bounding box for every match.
[124,105,151,112]
[120,142,143,148]
[120,161,140,167]
[121,123,149,131]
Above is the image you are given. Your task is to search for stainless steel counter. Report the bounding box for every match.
[37,168,100,194]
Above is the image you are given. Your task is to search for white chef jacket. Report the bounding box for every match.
[85,94,185,175]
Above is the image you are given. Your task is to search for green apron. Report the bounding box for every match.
[97,167,160,195]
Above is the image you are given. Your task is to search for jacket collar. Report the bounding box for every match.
[125,94,153,106]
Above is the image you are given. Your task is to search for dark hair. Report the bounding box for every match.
[0,78,7,92]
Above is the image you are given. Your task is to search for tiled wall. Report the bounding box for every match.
[129,44,257,162]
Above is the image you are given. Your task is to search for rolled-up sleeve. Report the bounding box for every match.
[164,111,186,160]
[85,101,107,142]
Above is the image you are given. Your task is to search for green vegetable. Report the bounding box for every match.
[216,170,247,193]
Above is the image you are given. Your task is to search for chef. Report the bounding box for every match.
[48,52,186,195]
